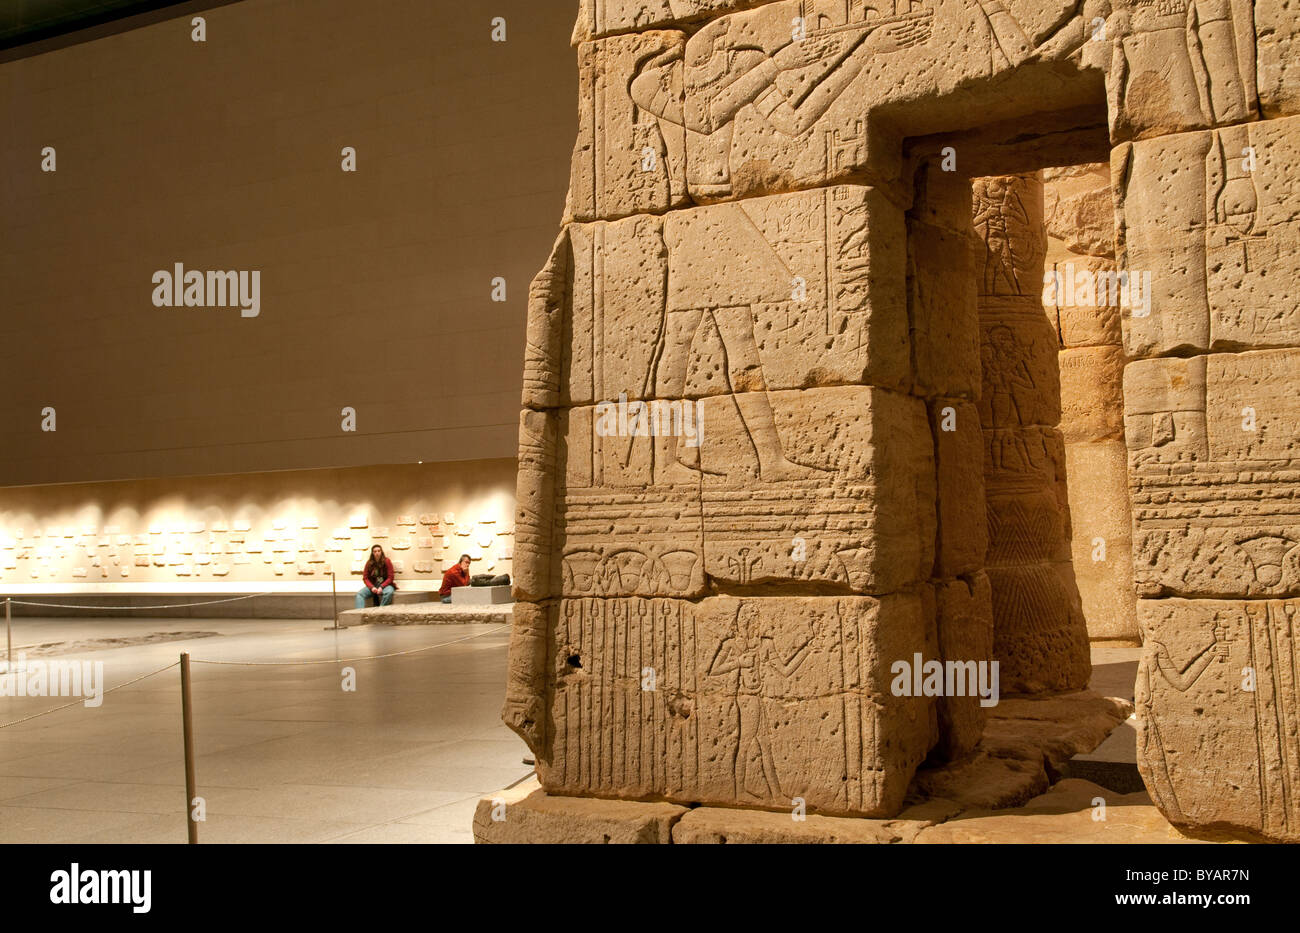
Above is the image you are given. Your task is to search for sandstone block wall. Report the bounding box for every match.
[1108,2,1300,842]
[504,0,1300,841]
[1044,163,1139,642]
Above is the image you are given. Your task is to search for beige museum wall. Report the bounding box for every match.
[0,0,576,486]
[0,459,517,593]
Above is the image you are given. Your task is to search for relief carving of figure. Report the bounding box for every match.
[630,3,933,198]
[708,603,815,800]
[1111,0,1256,131]
[1138,617,1230,821]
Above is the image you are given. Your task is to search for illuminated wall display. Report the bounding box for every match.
[0,460,516,591]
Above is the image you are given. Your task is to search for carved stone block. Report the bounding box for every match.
[523,593,935,817]
[1137,597,1300,841]
[1117,117,1300,357]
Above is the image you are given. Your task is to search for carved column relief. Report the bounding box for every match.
[1043,164,1139,642]
[974,172,1091,693]
[1112,3,1300,839]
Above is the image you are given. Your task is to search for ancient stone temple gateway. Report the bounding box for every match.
[491,0,1299,843]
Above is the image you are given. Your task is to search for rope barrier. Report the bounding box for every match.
[4,593,278,611]
[188,623,510,666]
[0,660,180,731]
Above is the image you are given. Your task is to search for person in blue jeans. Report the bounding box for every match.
[355,544,396,608]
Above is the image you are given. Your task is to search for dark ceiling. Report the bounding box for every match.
[0,0,221,52]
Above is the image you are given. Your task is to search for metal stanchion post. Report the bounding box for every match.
[5,598,11,667]
[329,569,338,630]
[179,652,198,844]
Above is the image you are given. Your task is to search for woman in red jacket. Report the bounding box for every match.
[356,545,396,608]
[439,554,472,603]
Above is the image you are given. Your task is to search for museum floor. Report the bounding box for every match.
[0,619,530,843]
[0,616,1189,844]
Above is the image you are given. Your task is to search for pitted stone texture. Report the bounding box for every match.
[1063,441,1140,641]
[987,562,1091,693]
[568,31,690,222]
[933,573,994,761]
[1137,597,1300,842]
[1107,0,1260,143]
[1116,116,1300,357]
[528,187,910,410]
[569,1,1112,212]
[1059,346,1126,443]
[1126,350,1300,600]
[515,594,936,818]
[929,399,987,578]
[1257,0,1300,118]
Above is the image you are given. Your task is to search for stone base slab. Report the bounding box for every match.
[471,778,1204,844]
[472,779,685,844]
[451,584,512,605]
[336,602,512,627]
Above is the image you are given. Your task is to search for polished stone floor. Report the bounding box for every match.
[0,617,530,844]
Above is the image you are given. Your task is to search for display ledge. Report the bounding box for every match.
[0,581,442,595]
[0,584,440,619]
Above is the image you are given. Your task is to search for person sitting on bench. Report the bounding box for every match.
[356,545,396,608]
[440,554,471,603]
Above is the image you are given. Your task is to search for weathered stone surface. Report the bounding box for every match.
[976,173,1090,694]
[988,562,1091,693]
[529,386,935,600]
[1116,116,1300,357]
[1253,0,1299,119]
[1058,346,1125,443]
[912,779,1207,844]
[529,186,911,409]
[1048,251,1124,348]
[929,399,986,578]
[671,800,949,844]
[932,573,994,761]
[910,691,1132,808]
[1043,163,1115,257]
[530,593,936,817]
[1126,350,1300,600]
[473,778,686,843]
[909,214,980,400]
[1064,441,1140,641]
[1137,597,1300,842]
[505,0,1300,844]
[1107,0,1260,142]
[569,31,689,222]
[569,0,1114,212]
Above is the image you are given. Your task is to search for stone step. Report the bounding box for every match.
[336,601,513,627]
[1065,719,1144,794]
